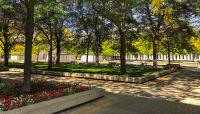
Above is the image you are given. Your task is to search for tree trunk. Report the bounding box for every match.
[48,45,52,69]
[36,51,39,63]
[23,1,34,92]
[2,24,9,66]
[55,32,61,64]
[56,44,60,64]
[86,48,89,63]
[48,24,53,69]
[3,49,9,66]
[86,35,91,64]
[152,40,157,68]
[119,29,126,74]
[167,40,171,69]
[95,52,100,65]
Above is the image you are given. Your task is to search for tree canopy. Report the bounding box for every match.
[0,0,199,91]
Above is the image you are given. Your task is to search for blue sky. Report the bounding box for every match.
[190,15,200,30]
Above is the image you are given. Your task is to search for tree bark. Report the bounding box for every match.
[152,40,158,68]
[86,38,90,64]
[55,31,61,64]
[23,1,34,92]
[145,3,161,68]
[48,23,53,69]
[119,28,126,74]
[95,51,100,65]
[2,24,9,66]
[86,47,89,63]
[3,48,9,66]
[48,44,53,69]
[56,43,60,64]
[86,34,91,64]
[167,40,171,69]
[36,51,39,63]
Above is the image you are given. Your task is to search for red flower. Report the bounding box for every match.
[0,81,89,111]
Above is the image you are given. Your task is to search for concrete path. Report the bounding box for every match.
[58,93,200,114]
[0,69,200,114]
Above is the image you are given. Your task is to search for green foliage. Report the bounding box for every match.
[32,34,48,56]
[0,0,15,12]
[0,0,199,68]
[193,0,200,15]
[132,37,153,55]
[0,103,6,111]
[64,39,85,57]
[102,40,118,57]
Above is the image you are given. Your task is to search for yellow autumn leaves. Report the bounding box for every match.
[151,0,174,24]
[190,36,200,54]
[151,0,164,7]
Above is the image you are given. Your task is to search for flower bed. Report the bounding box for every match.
[0,80,90,111]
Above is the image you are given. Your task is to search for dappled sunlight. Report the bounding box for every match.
[0,70,200,106]
[156,76,171,81]
[192,88,200,94]
[181,98,200,106]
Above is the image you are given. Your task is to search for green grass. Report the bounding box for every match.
[8,63,163,77]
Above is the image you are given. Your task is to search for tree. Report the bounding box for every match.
[35,1,58,69]
[190,34,200,55]
[54,20,63,64]
[75,0,113,65]
[75,0,92,63]
[90,8,111,65]
[139,0,167,67]
[161,20,194,65]
[32,33,48,62]
[99,0,138,74]
[0,0,21,66]
[64,38,85,58]
[10,43,25,55]
[53,1,68,64]
[137,0,190,67]
[132,36,153,55]
[158,0,195,65]
[193,0,200,16]
[75,0,139,73]
[102,40,118,57]
[22,0,35,92]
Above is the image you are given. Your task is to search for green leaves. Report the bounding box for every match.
[102,40,118,56]
[35,1,65,23]
[0,0,14,13]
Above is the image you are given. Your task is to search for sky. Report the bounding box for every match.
[190,15,200,30]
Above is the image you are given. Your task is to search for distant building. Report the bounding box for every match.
[0,53,199,63]
[125,54,200,61]
[80,55,103,63]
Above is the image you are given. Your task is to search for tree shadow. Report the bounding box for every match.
[0,69,200,106]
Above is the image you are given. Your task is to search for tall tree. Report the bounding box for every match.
[35,1,58,69]
[22,0,35,92]
[100,0,138,74]
[32,33,47,62]
[76,0,93,63]
[0,0,20,66]
[137,0,178,67]
[53,1,68,64]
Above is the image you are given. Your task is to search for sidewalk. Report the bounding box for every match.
[58,93,200,114]
[0,69,200,114]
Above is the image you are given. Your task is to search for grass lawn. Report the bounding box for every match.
[8,63,163,77]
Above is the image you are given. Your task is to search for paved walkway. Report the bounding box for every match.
[0,69,200,114]
[58,93,200,114]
